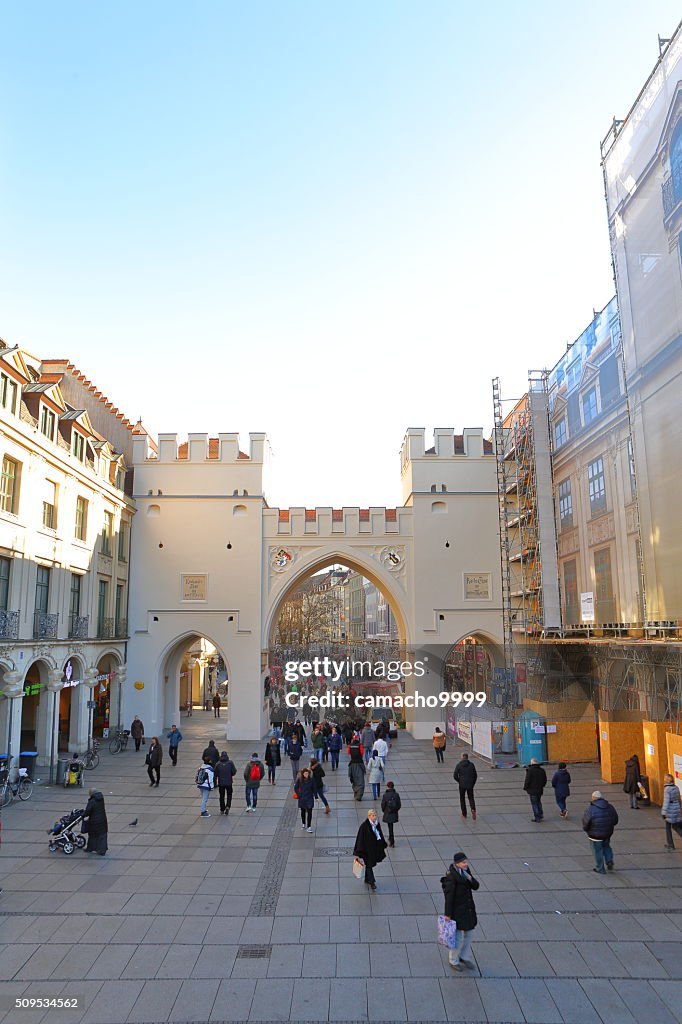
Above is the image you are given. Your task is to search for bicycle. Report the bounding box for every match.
[1,757,34,806]
[109,729,130,754]
[83,738,100,770]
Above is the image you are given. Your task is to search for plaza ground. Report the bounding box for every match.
[0,717,681,1024]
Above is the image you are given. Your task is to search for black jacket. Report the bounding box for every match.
[623,756,641,794]
[442,864,479,931]
[83,791,108,836]
[353,818,387,867]
[311,763,325,791]
[214,758,237,786]
[264,742,281,766]
[147,742,163,768]
[524,764,547,795]
[381,789,401,823]
[582,798,619,840]
[453,759,478,789]
[286,740,303,760]
[551,769,571,799]
[202,744,220,767]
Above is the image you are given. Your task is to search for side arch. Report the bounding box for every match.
[156,630,232,729]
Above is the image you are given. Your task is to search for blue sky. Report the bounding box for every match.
[1,2,680,507]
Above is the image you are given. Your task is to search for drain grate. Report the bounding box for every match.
[236,944,272,959]
[315,846,355,857]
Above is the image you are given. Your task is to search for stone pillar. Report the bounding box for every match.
[35,670,64,767]
[112,665,126,733]
[73,668,99,753]
[2,672,24,761]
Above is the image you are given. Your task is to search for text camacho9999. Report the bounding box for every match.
[284,690,487,710]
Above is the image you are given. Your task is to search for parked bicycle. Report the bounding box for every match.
[83,738,100,770]
[1,757,34,806]
[109,729,130,754]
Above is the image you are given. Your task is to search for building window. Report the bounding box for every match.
[672,122,682,202]
[118,522,128,562]
[75,496,88,541]
[101,511,114,555]
[594,547,616,622]
[97,579,108,635]
[72,431,85,462]
[554,418,567,449]
[0,556,10,611]
[558,479,573,529]
[115,583,125,633]
[42,480,57,530]
[115,467,125,491]
[582,386,598,425]
[588,456,606,515]
[70,573,81,618]
[563,559,578,625]
[0,374,18,415]
[0,456,19,514]
[627,437,637,499]
[40,406,56,441]
[566,360,581,391]
[35,565,50,614]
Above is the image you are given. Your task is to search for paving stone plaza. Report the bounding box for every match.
[1,720,681,1024]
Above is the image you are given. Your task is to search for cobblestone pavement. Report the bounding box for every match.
[1,716,681,1024]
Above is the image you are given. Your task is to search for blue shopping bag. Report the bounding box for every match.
[437,915,457,949]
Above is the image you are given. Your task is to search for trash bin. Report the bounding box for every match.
[56,757,70,786]
[19,752,38,780]
[637,774,651,806]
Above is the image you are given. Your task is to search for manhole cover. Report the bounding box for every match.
[236,945,272,959]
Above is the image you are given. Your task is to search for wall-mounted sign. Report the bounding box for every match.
[182,574,208,601]
[62,660,81,688]
[581,592,595,623]
[134,681,144,690]
[464,573,491,600]
[456,720,472,744]
[646,743,655,756]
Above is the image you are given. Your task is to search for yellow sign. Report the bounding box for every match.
[134,681,145,690]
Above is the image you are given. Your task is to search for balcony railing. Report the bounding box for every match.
[97,617,114,639]
[662,176,682,221]
[0,610,20,640]
[69,614,89,639]
[115,618,128,639]
[34,610,59,640]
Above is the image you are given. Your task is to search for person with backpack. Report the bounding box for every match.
[167,724,183,766]
[381,781,401,847]
[294,767,316,832]
[551,762,572,818]
[582,790,619,873]
[441,851,480,970]
[264,737,281,784]
[146,737,162,787]
[196,757,215,817]
[662,773,682,850]
[286,733,303,780]
[523,758,547,822]
[433,727,447,763]
[367,750,384,800]
[215,751,237,814]
[328,727,343,771]
[309,758,331,814]
[202,740,220,769]
[244,753,265,811]
[453,752,478,820]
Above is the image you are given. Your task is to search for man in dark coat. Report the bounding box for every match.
[582,790,619,873]
[623,754,641,809]
[146,737,162,786]
[442,851,480,969]
[523,758,548,821]
[453,752,478,820]
[551,762,571,818]
[353,809,388,889]
[212,693,222,718]
[83,789,108,855]
[130,715,144,752]
[215,751,237,814]
[380,781,401,847]
[286,734,303,780]
[202,741,220,769]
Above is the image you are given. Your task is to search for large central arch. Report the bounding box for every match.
[264,548,412,650]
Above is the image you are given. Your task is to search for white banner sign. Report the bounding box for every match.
[581,592,595,623]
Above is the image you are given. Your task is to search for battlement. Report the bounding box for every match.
[264,506,409,537]
[400,427,492,471]
[132,432,270,465]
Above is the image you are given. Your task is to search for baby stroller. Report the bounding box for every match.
[63,755,85,788]
[48,808,86,855]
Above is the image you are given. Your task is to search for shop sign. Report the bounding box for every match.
[62,660,81,689]
[24,681,44,696]
[673,753,682,797]
[581,592,595,623]
[134,681,144,690]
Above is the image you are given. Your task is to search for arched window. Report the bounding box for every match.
[672,121,682,201]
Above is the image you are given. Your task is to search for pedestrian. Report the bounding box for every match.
[453,752,478,820]
[373,735,389,762]
[244,752,265,811]
[215,751,237,814]
[294,767,316,832]
[167,724,183,766]
[441,851,480,970]
[623,753,642,809]
[196,756,215,817]
[582,790,618,873]
[433,727,446,763]
[524,757,547,821]
[82,788,108,856]
[202,740,220,769]
[321,721,332,762]
[146,736,162,786]
[381,781,401,847]
[213,693,222,718]
[353,809,388,890]
[264,736,281,784]
[551,762,571,818]
[662,773,682,850]
[294,719,307,747]
[131,715,145,752]
[361,722,375,765]
[342,721,354,745]
[186,698,193,717]
[286,733,303,780]
[329,726,343,771]
[310,758,331,814]
[367,750,384,800]
[348,755,366,801]
[311,725,326,762]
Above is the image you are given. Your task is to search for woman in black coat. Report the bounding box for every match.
[294,769,316,831]
[442,851,479,969]
[623,754,641,809]
[380,781,401,847]
[353,809,388,889]
[264,737,281,784]
[83,789,108,855]
[146,736,162,786]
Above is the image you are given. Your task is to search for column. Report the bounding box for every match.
[35,669,64,768]
[73,668,98,753]
[112,664,126,733]
[2,672,24,761]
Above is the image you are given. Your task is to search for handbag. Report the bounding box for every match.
[352,857,364,879]
[141,738,146,746]
[145,753,151,766]
[437,915,457,949]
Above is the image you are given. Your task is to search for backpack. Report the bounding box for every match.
[196,766,209,786]
[249,763,261,782]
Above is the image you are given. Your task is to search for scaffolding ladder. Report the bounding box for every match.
[492,377,515,711]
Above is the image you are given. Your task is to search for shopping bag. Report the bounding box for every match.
[352,857,364,880]
[437,915,457,949]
